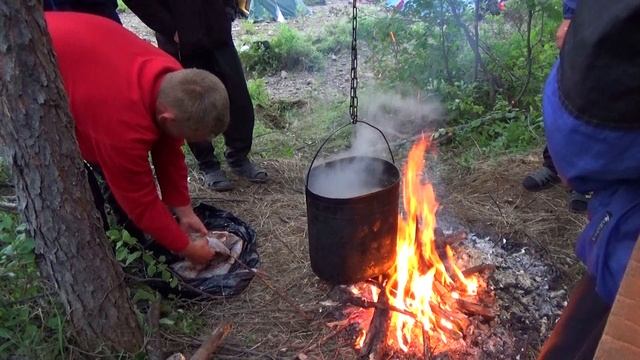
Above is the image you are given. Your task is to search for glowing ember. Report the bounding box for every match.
[355,136,481,355]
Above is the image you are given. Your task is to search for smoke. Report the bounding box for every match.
[307,91,444,199]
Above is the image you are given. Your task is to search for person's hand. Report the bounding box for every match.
[174,206,207,236]
[179,239,214,265]
[556,19,571,49]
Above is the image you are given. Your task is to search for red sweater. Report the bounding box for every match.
[45,12,190,252]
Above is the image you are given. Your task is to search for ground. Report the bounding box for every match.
[116,5,584,359]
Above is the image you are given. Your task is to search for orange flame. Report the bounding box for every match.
[355,136,479,353]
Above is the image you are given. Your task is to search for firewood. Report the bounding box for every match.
[435,228,468,249]
[190,323,232,360]
[421,326,431,360]
[358,290,390,360]
[456,299,495,321]
[462,264,496,277]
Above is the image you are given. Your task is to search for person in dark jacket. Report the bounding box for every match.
[521,0,589,214]
[537,1,640,359]
[43,0,121,23]
[124,0,268,191]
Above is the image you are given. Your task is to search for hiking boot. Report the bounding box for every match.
[203,168,234,192]
[522,167,560,192]
[229,159,268,183]
[568,190,589,214]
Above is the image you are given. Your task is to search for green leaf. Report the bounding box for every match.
[158,255,166,263]
[106,229,120,240]
[161,270,171,282]
[142,253,154,264]
[147,264,157,277]
[125,251,142,266]
[122,230,133,244]
[132,288,157,303]
[159,318,175,326]
[170,277,179,288]
[0,328,12,339]
[116,247,128,262]
[46,316,62,330]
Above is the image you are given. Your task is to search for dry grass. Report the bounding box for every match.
[439,151,586,286]
[164,159,355,359]
[161,150,587,359]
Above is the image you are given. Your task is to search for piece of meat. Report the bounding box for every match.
[170,231,244,279]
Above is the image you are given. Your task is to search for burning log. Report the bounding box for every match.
[456,299,496,321]
[358,290,390,360]
[462,264,496,277]
[435,228,468,249]
[421,326,431,360]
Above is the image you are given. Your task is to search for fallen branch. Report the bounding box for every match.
[358,290,390,360]
[190,323,232,360]
[462,264,496,277]
[344,293,418,321]
[456,299,496,320]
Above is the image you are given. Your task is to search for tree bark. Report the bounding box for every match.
[0,0,143,353]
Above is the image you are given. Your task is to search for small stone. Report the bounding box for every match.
[331,54,337,61]
[280,70,288,79]
[306,78,314,85]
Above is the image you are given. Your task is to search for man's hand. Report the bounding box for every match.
[556,19,571,49]
[174,206,207,236]
[179,239,215,265]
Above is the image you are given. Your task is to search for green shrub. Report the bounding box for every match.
[315,19,351,54]
[240,25,323,75]
[247,78,270,108]
[0,213,67,358]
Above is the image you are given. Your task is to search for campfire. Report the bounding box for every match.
[338,137,496,359]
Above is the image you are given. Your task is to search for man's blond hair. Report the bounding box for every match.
[158,69,230,139]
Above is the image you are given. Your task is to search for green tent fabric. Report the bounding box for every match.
[248,0,310,22]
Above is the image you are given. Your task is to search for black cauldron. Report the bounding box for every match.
[306,155,400,284]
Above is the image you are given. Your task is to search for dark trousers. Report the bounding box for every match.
[543,146,557,174]
[537,275,611,360]
[156,34,255,172]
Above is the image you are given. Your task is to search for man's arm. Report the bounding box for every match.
[150,135,207,236]
[96,143,212,263]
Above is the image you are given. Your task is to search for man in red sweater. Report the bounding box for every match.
[45,12,230,264]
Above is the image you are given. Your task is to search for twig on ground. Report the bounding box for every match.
[190,322,232,360]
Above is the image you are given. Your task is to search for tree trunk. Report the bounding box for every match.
[514,9,534,105]
[0,0,143,353]
[439,0,453,84]
[446,0,496,103]
[473,0,480,81]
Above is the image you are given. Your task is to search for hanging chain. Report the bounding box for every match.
[349,0,359,124]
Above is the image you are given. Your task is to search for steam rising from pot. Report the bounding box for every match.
[307,91,443,199]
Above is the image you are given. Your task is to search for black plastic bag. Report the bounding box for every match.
[145,203,259,298]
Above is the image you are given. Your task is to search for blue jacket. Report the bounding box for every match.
[563,0,577,19]
[544,62,640,304]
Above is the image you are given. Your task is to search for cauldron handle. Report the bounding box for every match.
[306,121,395,187]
